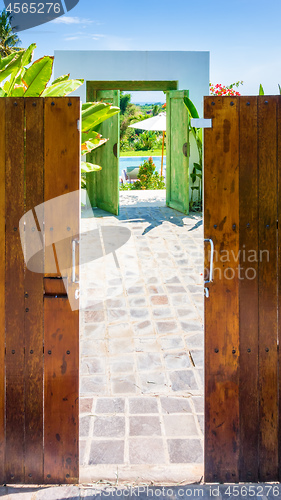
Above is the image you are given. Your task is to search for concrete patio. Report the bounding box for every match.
[79,197,204,484]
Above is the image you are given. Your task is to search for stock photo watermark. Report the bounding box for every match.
[5,0,80,32]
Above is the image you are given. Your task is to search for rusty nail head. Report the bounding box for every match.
[266,224,270,229]
[247,223,250,228]
[48,350,52,355]
[247,348,251,353]
[265,100,268,104]
[211,102,215,106]
[67,350,70,355]
[25,292,28,298]
[66,474,70,478]
[12,350,15,354]
[232,349,236,354]
[30,350,33,354]
[67,226,71,231]
[265,347,269,352]
[50,227,53,231]
[47,474,51,478]
[14,102,17,106]
[68,102,72,106]
[230,102,234,106]
[51,102,55,106]
[32,102,36,107]
[246,102,250,106]
[232,224,236,230]
[25,308,29,313]
[13,227,17,231]
[28,473,32,477]
[214,348,219,353]
[214,224,217,229]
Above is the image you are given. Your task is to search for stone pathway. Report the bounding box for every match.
[79,203,204,484]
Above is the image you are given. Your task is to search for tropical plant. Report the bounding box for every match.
[259,83,281,95]
[210,81,243,96]
[120,157,165,191]
[183,96,202,211]
[0,9,21,57]
[0,43,120,185]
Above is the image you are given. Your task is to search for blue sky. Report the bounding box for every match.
[1,0,280,99]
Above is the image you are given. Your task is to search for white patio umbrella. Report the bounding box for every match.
[129,112,166,177]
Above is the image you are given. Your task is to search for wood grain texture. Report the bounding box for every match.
[5,98,25,483]
[238,97,259,482]
[258,96,278,480]
[44,97,80,483]
[278,96,281,481]
[0,98,5,484]
[87,90,120,215]
[24,98,44,483]
[44,298,79,483]
[204,96,240,482]
[166,90,189,214]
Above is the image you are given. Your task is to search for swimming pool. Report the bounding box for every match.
[119,155,166,177]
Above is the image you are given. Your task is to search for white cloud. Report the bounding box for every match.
[64,32,106,41]
[52,16,93,25]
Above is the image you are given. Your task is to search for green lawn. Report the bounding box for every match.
[120,149,166,157]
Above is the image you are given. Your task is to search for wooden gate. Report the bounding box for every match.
[0,97,80,484]
[204,95,281,482]
[166,90,190,214]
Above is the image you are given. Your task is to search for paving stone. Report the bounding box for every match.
[93,416,125,437]
[148,285,165,295]
[130,416,162,436]
[80,398,94,413]
[150,295,169,306]
[84,310,105,323]
[168,438,203,463]
[111,374,137,394]
[197,414,204,433]
[129,397,159,414]
[95,398,125,414]
[133,320,155,337]
[105,298,127,308]
[139,371,168,393]
[160,397,192,414]
[169,370,199,391]
[164,276,181,284]
[83,323,106,339]
[80,376,107,395]
[181,321,203,333]
[79,439,87,466]
[164,352,191,370]
[170,294,191,306]
[190,349,204,366]
[137,352,162,371]
[166,285,187,294]
[89,440,124,464]
[81,357,105,374]
[108,322,133,338]
[128,296,147,307]
[129,308,150,320]
[156,320,178,334]
[107,309,129,323]
[84,300,104,311]
[109,354,135,374]
[152,307,173,319]
[129,438,166,464]
[160,336,185,350]
[108,338,135,355]
[135,338,161,352]
[176,307,199,319]
[81,340,106,357]
[127,285,145,295]
[192,396,204,413]
[184,333,204,349]
[163,414,198,436]
[80,415,91,437]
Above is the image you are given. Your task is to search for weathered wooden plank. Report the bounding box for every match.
[0,98,5,484]
[278,95,281,481]
[24,98,44,483]
[166,90,189,215]
[44,97,80,483]
[44,298,79,483]
[5,98,25,483]
[238,96,259,482]
[87,80,178,92]
[258,96,278,481]
[204,96,240,482]
[87,90,119,215]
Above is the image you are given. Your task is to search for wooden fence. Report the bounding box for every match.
[204,95,281,482]
[0,97,80,484]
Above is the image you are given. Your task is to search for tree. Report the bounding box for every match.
[0,9,21,57]
[120,91,131,114]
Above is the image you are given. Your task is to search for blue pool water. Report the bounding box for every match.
[119,155,166,177]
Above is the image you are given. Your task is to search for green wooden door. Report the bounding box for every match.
[86,90,120,215]
[166,90,189,214]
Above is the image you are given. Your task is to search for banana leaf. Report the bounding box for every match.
[41,78,84,97]
[23,56,54,97]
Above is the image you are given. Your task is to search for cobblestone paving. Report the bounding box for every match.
[79,205,204,482]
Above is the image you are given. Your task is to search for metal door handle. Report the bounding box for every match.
[72,239,79,283]
[204,238,214,284]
